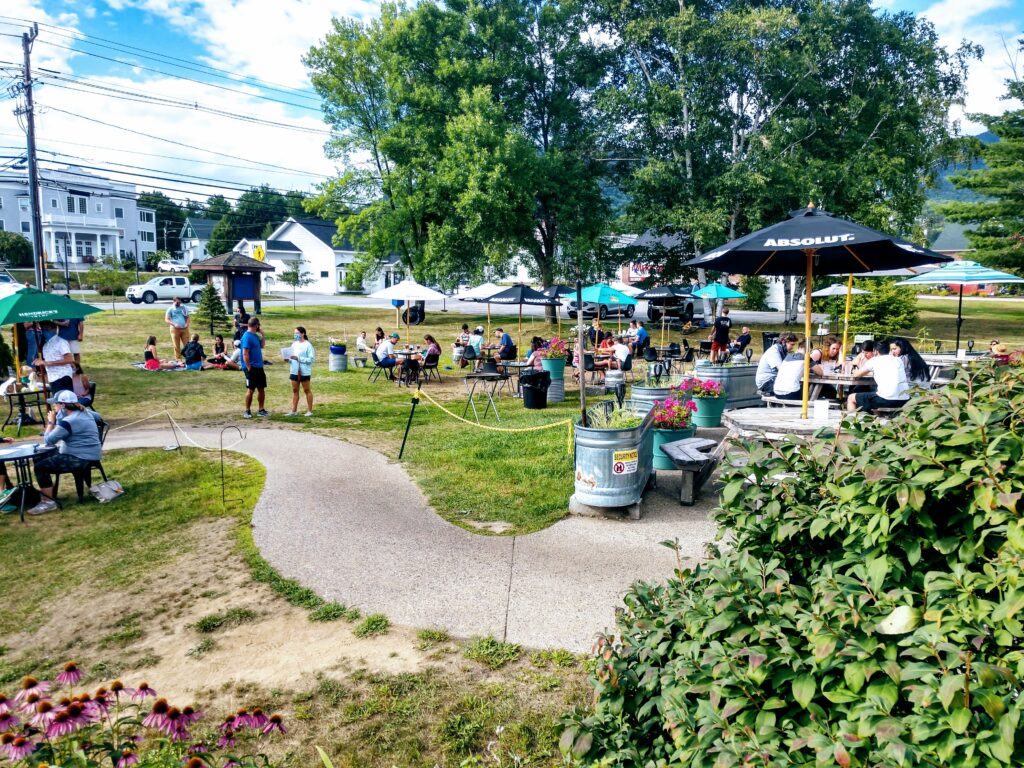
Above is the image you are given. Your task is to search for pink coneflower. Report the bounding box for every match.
[87,690,110,718]
[0,693,10,715]
[110,680,126,698]
[4,735,36,761]
[46,710,79,739]
[162,707,190,742]
[0,712,17,730]
[18,693,43,714]
[14,678,50,704]
[30,700,55,728]
[216,730,235,749]
[65,701,91,728]
[248,708,268,729]
[55,662,83,687]
[130,683,156,702]
[187,743,208,755]
[181,706,203,726]
[217,715,235,733]
[116,750,140,768]
[261,713,286,735]
[142,698,170,730]
[231,708,250,730]
[184,755,205,767]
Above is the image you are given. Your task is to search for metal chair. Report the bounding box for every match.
[368,351,394,383]
[421,352,442,383]
[52,420,109,503]
[583,353,597,384]
[643,346,659,363]
[698,341,713,359]
[620,353,635,382]
[678,347,695,371]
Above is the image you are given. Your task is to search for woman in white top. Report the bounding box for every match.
[848,342,910,412]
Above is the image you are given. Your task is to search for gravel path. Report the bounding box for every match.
[107,427,718,651]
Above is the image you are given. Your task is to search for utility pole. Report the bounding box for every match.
[14,24,46,290]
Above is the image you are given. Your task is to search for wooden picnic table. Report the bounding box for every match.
[807,371,874,401]
[659,437,720,504]
[722,406,843,440]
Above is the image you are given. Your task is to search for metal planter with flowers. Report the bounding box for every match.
[631,374,697,414]
[650,393,698,470]
[690,376,728,427]
[538,336,568,379]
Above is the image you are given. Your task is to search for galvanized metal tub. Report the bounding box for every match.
[630,376,696,414]
[548,377,565,403]
[693,363,760,408]
[573,400,654,508]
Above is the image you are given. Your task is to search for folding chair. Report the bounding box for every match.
[52,420,109,503]
[620,353,635,382]
[421,352,442,382]
[698,341,713,359]
[368,352,394,383]
[583,353,597,384]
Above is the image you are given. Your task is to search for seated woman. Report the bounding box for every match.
[143,336,182,370]
[0,390,103,515]
[460,326,484,369]
[72,363,92,406]
[356,331,371,354]
[525,338,546,371]
[181,334,211,370]
[892,337,930,387]
[211,340,242,371]
[212,335,226,357]
[820,336,842,368]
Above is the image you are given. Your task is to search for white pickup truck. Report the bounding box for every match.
[126,275,204,304]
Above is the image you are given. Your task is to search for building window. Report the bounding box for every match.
[76,242,82,258]
[95,202,103,213]
[115,207,124,219]
[0,220,4,231]
[66,195,87,214]
[139,211,154,224]
[50,198,57,209]
[0,198,3,209]
[21,221,30,233]
[140,231,155,243]
[320,271,328,278]
[100,240,108,256]
[18,198,29,212]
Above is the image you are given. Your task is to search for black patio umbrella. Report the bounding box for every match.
[683,204,952,417]
[635,285,693,346]
[477,283,560,352]
[540,285,576,336]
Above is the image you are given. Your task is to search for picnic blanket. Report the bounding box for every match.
[132,362,187,372]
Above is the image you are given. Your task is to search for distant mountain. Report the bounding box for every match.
[928,131,997,203]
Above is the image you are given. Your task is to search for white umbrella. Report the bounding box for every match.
[811,285,871,297]
[609,280,643,298]
[456,281,505,336]
[369,280,447,335]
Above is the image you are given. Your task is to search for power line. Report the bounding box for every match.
[0,15,323,104]
[36,72,332,135]
[0,130,334,179]
[34,103,332,177]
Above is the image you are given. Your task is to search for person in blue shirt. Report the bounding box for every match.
[165,298,190,361]
[56,317,84,363]
[631,322,649,354]
[240,317,267,419]
[490,328,517,364]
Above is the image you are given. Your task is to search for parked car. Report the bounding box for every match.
[126,275,204,304]
[0,273,17,285]
[646,293,703,323]
[157,259,189,273]
[566,300,636,320]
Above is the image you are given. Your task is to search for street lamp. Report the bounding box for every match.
[131,238,139,284]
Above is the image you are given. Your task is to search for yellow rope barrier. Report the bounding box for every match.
[414,387,575,454]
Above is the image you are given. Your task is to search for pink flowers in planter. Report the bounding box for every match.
[651,397,698,430]
[539,336,568,358]
[689,376,726,399]
[0,665,286,767]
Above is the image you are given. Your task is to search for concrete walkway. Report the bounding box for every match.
[107,427,718,651]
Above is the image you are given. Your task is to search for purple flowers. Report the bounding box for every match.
[262,713,286,735]
[2,734,36,761]
[130,682,157,702]
[56,661,83,687]
[0,712,18,731]
[14,677,50,703]
[117,750,140,768]
[0,693,11,715]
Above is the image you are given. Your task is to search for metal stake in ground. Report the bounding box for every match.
[398,389,421,459]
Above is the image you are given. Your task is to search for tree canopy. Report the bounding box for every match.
[0,231,34,267]
[206,186,292,256]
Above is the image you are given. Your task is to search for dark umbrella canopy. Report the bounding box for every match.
[634,285,692,300]
[481,284,561,306]
[541,284,576,299]
[684,206,951,276]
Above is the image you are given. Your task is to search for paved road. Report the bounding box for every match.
[107,427,720,651]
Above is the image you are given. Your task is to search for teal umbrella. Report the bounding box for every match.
[580,283,638,333]
[691,283,746,300]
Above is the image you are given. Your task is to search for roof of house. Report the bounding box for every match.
[182,217,220,240]
[932,221,971,253]
[191,252,275,272]
[266,239,300,252]
[285,217,357,251]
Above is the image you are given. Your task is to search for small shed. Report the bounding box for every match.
[191,252,276,314]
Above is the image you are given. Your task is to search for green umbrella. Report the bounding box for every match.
[0,287,104,326]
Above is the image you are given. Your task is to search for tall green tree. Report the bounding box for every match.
[204,195,232,219]
[137,191,186,255]
[938,75,1024,272]
[206,186,290,256]
[192,283,231,336]
[278,258,316,310]
[0,231,34,267]
[593,0,976,318]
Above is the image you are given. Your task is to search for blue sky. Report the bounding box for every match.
[1,0,1021,203]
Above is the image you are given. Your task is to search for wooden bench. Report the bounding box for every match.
[659,437,722,505]
[761,395,840,409]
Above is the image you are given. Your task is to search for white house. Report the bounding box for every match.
[178,216,220,265]
[0,165,157,266]
[231,217,402,294]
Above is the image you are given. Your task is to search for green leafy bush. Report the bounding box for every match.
[83,267,135,296]
[847,277,919,335]
[566,364,1024,767]
[740,274,770,311]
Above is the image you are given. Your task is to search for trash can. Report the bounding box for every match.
[762,332,780,353]
[329,344,348,372]
[520,369,551,410]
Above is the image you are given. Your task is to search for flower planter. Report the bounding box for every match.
[692,397,728,427]
[631,378,695,414]
[693,363,760,409]
[652,427,696,470]
[540,357,565,379]
[329,344,347,356]
[573,401,654,508]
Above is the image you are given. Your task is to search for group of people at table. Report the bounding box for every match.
[755,332,933,412]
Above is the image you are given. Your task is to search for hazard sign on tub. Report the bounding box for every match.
[611,449,638,475]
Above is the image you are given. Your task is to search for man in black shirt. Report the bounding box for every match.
[710,308,732,363]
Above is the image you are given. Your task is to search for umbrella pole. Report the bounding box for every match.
[487,303,491,339]
[840,274,853,363]
[661,313,666,348]
[955,284,964,353]
[576,280,587,427]
[518,305,523,355]
[801,250,813,420]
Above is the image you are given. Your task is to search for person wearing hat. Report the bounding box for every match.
[374,332,399,374]
[991,342,1010,364]
[0,389,103,515]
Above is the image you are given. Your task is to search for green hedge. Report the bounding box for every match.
[566,364,1024,767]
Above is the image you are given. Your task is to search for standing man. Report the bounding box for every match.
[56,317,84,364]
[165,297,190,361]
[710,307,732,363]
[241,317,267,418]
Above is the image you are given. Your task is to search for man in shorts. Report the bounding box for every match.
[56,317,84,363]
[709,307,732,363]
[240,317,267,418]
